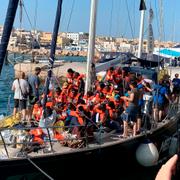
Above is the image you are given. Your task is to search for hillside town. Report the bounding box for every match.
[0,25,177,57]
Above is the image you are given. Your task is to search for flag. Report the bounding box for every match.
[139,0,146,11]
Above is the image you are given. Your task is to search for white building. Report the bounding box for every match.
[66,32,86,45]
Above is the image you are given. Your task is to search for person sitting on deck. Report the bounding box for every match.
[95,82,105,94]
[102,83,114,96]
[32,102,43,122]
[66,105,86,137]
[54,87,67,104]
[106,101,122,133]
[93,103,108,127]
[67,88,81,105]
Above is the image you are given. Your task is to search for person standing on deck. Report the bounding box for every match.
[172,73,180,103]
[121,81,140,137]
[12,71,29,121]
[152,79,171,122]
[27,67,41,120]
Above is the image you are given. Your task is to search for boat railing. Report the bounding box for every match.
[0,123,104,159]
[0,103,179,159]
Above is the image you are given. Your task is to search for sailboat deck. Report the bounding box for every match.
[0,115,177,161]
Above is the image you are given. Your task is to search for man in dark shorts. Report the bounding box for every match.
[12,72,29,120]
[172,73,180,103]
[153,80,171,122]
[27,67,41,120]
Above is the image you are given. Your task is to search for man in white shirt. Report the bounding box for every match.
[12,71,29,121]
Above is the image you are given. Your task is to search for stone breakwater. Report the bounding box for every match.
[14,62,87,80]
[9,48,87,57]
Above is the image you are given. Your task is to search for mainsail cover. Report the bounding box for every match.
[0,0,19,75]
[43,0,63,108]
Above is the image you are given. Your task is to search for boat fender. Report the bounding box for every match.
[136,140,159,167]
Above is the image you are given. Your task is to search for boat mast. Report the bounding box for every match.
[137,0,146,59]
[85,0,98,94]
[42,0,63,108]
[0,0,20,75]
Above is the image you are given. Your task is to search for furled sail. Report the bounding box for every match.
[0,0,19,75]
[147,8,154,60]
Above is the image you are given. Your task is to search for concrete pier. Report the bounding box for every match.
[167,67,180,79]
[14,62,87,79]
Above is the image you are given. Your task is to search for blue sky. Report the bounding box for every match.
[0,0,180,42]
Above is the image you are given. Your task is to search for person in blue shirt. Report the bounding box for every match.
[172,73,180,103]
[153,79,171,122]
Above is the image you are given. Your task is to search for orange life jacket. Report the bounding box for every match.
[32,104,43,121]
[70,111,84,125]
[29,128,44,145]
[66,73,74,84]
[106,70,114,81]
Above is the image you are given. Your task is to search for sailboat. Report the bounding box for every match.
[0,0,179,179]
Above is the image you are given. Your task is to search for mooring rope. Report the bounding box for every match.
[26,156,54,180]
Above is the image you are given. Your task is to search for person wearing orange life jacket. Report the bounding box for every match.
[105,67,115,83]
[95,82,105,94]
[32,102,43,121]
[106,101,122,133]
[93,103,108,125]
[66,68,74,84]
[54,87,62,103]
[114,67,123,84]
[92,92,106,105]
[67,88,81,105]
[73,72,85,94]
[54,87,67,104]
[29,128,44,145]
[41,89,54,105]
[83,91,94,105]
[54,102,67,121]
[61,82,72,97]
[102,83,114,96]
[65,106,86,137]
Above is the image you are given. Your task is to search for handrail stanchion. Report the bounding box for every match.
[0,130,9,158]
[46,127,54,152]
[85,125,88,148]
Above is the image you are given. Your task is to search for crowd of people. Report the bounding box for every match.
[11,65,180,143]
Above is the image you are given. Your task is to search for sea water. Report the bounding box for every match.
[0,64,14,115]
[0,56,86,115]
